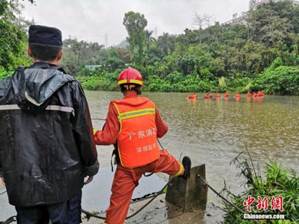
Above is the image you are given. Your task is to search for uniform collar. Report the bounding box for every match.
[29,62,67,73]
[124,91,138,98]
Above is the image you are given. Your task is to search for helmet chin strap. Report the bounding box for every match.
[124,84,136,90]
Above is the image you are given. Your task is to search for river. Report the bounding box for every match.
[87,91,299,223]
[89,91,299,172]
[1,91,298,223]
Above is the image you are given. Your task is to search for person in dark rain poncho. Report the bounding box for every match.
[0,25,99,224]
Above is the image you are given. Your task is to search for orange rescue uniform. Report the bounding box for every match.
[94,92,183,224]
[112,97,160,168]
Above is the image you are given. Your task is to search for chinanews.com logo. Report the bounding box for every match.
[242,195,285,220]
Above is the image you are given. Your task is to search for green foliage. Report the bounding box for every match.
[0,68,8,80]
[0,0,30,71]
[123,11,148,66]
[218,76,227,91]
[248,0,299,47]
[77,71,119,91]
[62,38,131,75]
[227,76,255,93]
[75,0,298,94]
[254,65,299,95]
[141,73,215,92]
[223,154,299,223]
[62,38,105,74]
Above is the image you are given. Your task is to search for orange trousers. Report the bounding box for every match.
[105,150,183,224]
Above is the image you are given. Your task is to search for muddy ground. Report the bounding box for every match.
[81,194,223,224]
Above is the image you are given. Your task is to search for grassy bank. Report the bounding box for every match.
[223,153,299,224]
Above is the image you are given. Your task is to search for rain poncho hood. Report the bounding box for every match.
[13,63,74,111]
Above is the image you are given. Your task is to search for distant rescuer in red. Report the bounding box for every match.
[94,67,191,224]
[0,25,99,223]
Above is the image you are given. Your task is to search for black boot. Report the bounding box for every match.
[182,156,191,179]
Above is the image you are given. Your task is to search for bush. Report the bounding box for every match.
[77,71,119,91]
[253,66,299,95]
[223,154,299,224]
[226,76,254,93]
[0,67,11,80]
[143,74,216,92]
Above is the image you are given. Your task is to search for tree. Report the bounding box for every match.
[157,33,176,57]
[193,13,212,30]
[0,0,32,71]
[123,11,148,66]
[62,38,104,74]
[247,0,296,47]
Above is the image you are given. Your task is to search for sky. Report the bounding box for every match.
[22,0,251,46]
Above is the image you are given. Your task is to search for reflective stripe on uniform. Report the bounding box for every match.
[0,105,20,110]
[175,162,185,176]
[117,79,143,86]
[0,104,75,115]
[45,105,75,114]
[117,108,155,121]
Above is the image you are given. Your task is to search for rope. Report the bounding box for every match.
[131,191,163,204]
[81,209,105,220]
[0,216,16,224]
[197,175,244,213]
[158,139,165,150]
[81,174,244,222]
[127,183,166,219]
[81,181,169,221]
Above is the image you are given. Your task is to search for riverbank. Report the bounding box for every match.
[1,63,298,95]
[223,155,299,224]
[77,65,299,95]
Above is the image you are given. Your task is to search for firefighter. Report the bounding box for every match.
[94,67,191,224]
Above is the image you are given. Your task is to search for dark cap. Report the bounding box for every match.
[29,25,63,47]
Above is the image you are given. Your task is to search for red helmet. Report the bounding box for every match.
[117,67,144,86]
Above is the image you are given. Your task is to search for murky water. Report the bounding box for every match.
[87,91,299,223]
[89,91,299,172]
[1,91,298,223]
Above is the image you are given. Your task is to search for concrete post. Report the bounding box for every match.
[165,164,208,212]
